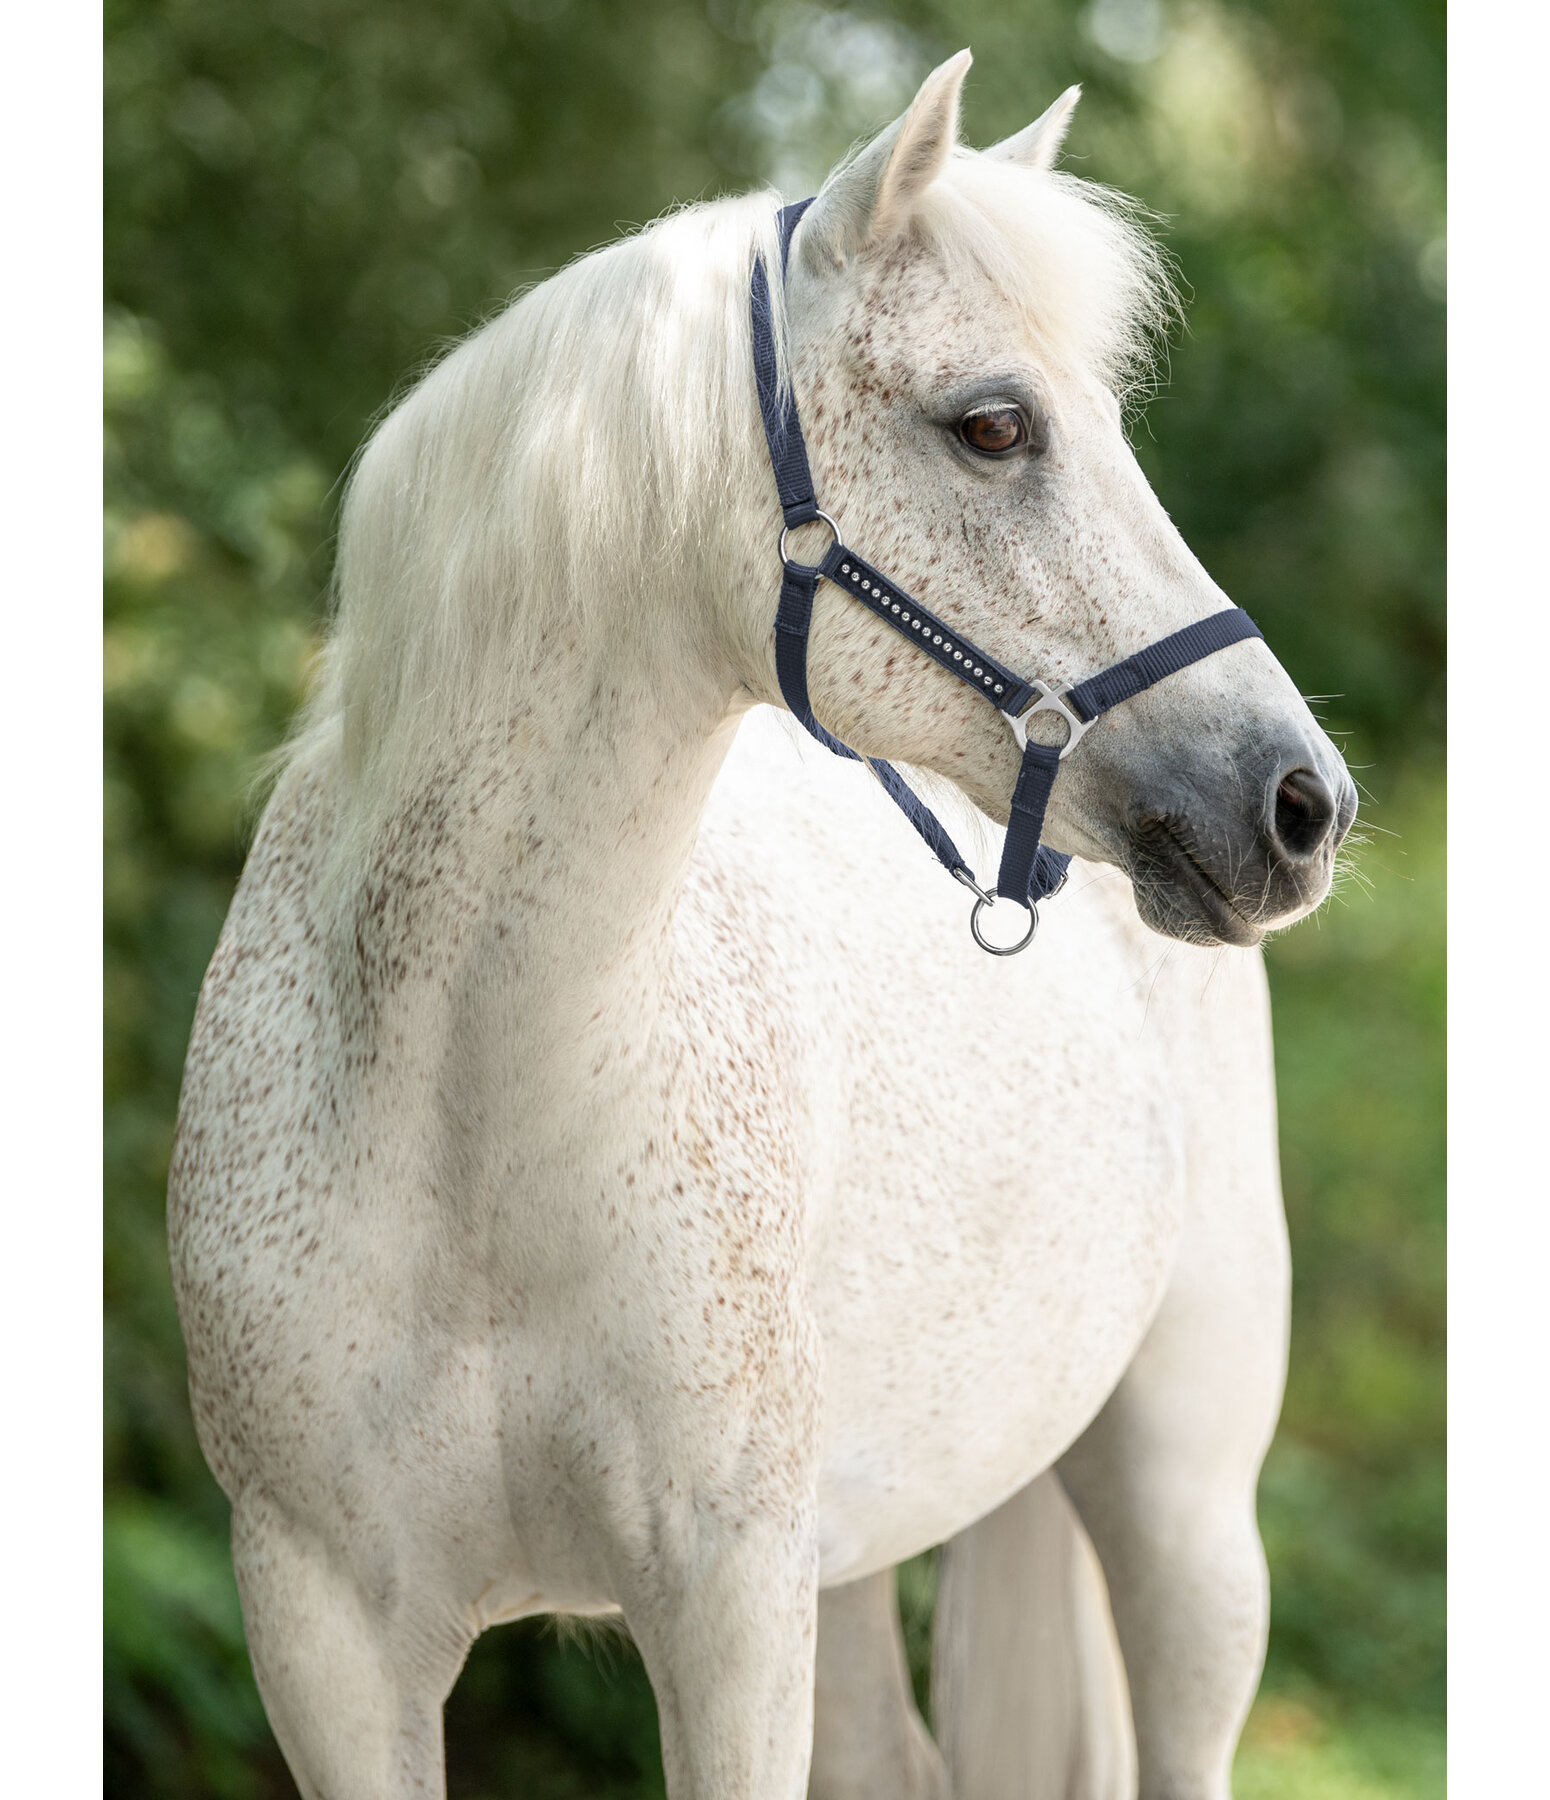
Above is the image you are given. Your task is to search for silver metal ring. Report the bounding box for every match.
[1003,683,1095,760]
[969,892,1038,956]
[778,509,840,568]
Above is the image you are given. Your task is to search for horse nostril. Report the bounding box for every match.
[1271,767,1339,860]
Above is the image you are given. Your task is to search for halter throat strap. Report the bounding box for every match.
[751,199,1263,951]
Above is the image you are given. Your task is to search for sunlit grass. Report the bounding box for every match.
[1236,1691,1446,1800]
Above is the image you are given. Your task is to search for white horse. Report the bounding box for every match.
[170,52,1355,1800]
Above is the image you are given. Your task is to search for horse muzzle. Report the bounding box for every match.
[1122,749,1358,947]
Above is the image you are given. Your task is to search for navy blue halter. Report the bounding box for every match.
[752,199,1264,953]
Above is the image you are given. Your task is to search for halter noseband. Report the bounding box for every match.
[752,199,1263,954]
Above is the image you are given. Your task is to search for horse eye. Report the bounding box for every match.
[959,406,1030,456]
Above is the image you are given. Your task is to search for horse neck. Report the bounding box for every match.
[334,589,750,1065]
[322,200,781,1058]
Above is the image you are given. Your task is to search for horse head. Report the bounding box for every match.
[758,51,1356,947]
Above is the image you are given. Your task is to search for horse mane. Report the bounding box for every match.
[286,195,790,806]
[281,152,1174,825]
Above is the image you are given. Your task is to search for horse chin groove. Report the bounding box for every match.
[1132,877,1266,948]
[1125,818,1268,948]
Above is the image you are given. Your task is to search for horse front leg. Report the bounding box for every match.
[619,1494,822,1800]
[230,1488,472,1800]
[809,1569,950,1800]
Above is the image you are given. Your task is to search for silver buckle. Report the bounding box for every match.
[1003,681,1093,759]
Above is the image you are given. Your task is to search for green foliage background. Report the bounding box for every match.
[104,1,1444,1794]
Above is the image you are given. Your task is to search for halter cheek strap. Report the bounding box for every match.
[752,198,1263,954]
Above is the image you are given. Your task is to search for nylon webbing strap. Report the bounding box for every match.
[762,197,975,884]
[750,197,1265,940]
[1065,607,1262,721]
[816,541,1035,715]
[774,554,972,878]
[751,200,819,528]
[997,606,1260,902]
[997,744,1071,905]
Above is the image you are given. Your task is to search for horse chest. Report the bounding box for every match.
[177,742,1196,1609]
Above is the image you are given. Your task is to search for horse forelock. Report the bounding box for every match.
[909,151,1179,405]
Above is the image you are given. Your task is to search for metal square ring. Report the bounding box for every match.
[1003,682,1094,758]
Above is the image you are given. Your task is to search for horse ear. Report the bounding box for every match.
[984,85,1082,172]
[801,49,972,266]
